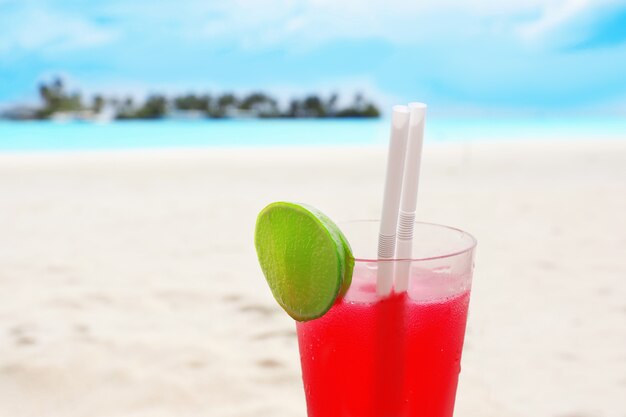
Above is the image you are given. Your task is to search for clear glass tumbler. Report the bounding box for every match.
[296,220,477,417]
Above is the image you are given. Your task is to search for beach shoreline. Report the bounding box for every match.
[2,117,626,152]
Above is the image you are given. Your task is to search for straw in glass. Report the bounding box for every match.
[394,102,427,293]
[376,105,410,296]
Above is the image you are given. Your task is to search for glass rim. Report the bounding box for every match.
[338,219,477,263]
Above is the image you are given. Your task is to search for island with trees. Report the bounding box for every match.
[1,77,381,121]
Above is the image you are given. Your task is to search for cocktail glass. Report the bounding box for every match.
[296,220,476,417]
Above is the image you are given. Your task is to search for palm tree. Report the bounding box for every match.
[92,95,105,113]
[303,95,325,117]
[240,92,279,117]
[36,77,84,118]
[326,93,338,116]
[135,95,167,119]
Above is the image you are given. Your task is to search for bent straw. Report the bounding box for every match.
[376,105,410,296]
[394,102,427,293]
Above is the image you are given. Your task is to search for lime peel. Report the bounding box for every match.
[254,202,354,321]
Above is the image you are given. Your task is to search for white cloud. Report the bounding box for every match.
[98,0,570,50]
[0,7,119,54]
[82,0,623,53]
[515,0,624,48]
[517,0,589,40]
[515,0,596,49]
[181,0,572,47]
[2,0,619,56]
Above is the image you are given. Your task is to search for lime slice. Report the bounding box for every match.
[254,202,354,321]
[299,204,354,296]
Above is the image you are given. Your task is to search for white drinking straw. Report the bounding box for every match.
[376,105,410,296]
[394,102,427,293]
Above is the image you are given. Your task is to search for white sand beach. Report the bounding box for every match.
[0,140,625,417]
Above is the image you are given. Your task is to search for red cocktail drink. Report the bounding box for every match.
[296,221,475,417]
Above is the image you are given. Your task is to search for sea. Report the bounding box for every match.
[0,118,624,152]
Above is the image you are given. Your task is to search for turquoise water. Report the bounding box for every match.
[0,118,624,151]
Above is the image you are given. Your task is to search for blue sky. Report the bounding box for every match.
[1,0,626,116]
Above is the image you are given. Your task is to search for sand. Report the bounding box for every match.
[0,140,625,417]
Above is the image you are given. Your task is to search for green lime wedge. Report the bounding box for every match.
[254,202,354,321]
[299,204,354,296]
